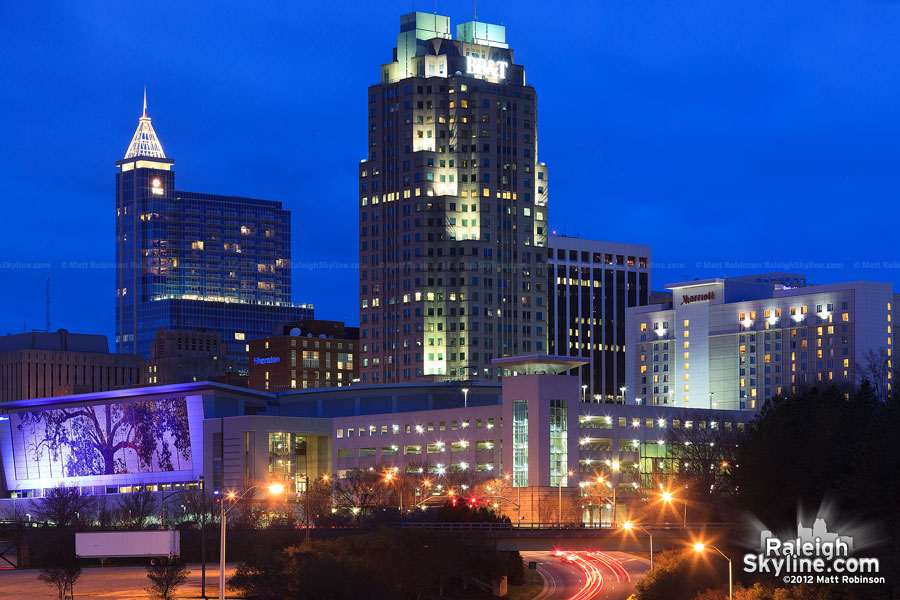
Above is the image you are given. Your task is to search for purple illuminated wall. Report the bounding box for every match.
[11,397,193,480]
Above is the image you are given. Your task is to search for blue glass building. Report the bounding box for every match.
[115,94,312,372]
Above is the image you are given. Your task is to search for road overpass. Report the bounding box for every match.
[395,521,732,551]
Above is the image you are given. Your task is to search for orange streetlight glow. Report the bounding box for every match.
[692,542,732,599]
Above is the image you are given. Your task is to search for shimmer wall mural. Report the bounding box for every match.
[11,397,193,480]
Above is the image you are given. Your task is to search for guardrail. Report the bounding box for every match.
[394,521,733,532]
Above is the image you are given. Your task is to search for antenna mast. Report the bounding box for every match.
[46,277,50,330]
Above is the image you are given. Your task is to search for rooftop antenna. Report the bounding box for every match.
[142,86,147,118]
[474,0,477,19]
[46,277,50,331]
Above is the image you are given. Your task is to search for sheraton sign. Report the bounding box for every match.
[681,291,716,306]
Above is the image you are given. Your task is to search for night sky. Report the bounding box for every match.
[2,1,899,345]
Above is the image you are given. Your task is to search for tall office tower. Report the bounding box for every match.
[359,12,549,384]
[548,236,651,403]
[115,93,312,372]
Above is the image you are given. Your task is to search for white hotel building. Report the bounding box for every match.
[625,274,894,411]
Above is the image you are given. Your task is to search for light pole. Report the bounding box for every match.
[623,522,653,571]
[581,384,587,402]
[694,543,731,600]
[384,470,402,512]
[461,387,469,408]
[303,475,310,545]
[504,473,520,524]
[619,386,627,404]
[558,469,573,526]
[662,489,687,528]
[220,483,284,600]
[609,459,620,525]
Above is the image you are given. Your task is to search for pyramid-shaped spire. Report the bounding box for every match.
[124,88,166,159]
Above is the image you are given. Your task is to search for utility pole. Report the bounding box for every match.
[305,475,310,544]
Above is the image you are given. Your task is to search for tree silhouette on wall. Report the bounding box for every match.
[15,397,192,478]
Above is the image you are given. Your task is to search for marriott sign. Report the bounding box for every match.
[681,290,716,306]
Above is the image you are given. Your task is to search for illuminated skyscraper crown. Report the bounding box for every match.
[124,88,166,159]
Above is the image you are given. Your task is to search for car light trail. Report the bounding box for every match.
[587,551,632,582]
[567,552,604,600]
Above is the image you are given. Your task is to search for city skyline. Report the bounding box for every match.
[3,1,900,346]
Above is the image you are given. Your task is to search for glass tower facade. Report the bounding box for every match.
[115,103,311,372]
[512,399,528,487]
[359,12,550,384]
[549,398,568,487]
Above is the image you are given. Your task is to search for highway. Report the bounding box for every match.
[522,550,649,600]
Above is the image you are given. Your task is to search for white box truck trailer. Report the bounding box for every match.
[75,531,180,562]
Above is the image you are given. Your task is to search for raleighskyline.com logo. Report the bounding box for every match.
[743,518,883,585]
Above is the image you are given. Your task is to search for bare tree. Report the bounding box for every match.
[666,412,741,502]
[306,477,335,525]
[331,469,390,517]
[96,496,116,529]
[39,564,82,600]
[32,483,96,529]
[146,560,189,600]
[859,347,892,402]
[118,487,158,529]
[233,497,267,530]
[0,499,28,524]
[536,494,556,524]
[182,487,218,528]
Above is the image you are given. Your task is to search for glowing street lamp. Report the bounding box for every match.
[623,521,653,571]
[694,543,732,599]
[220,483,284,599]
[558,469,574,526]
[462,387,469,408]
[661,489,687,528]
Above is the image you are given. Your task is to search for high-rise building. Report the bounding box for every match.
[359,12,550,384]
[248,319,359,391]
[626,275,894,410]
[548,236,652,403]
[0,329,141,402]
[141,328,235,385]
[115,93,312,372]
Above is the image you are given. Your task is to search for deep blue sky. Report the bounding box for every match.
[2,1,899,343]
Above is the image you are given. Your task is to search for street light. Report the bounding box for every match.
[558,469,573,526]
[694,543,732,600]
[461,387,469,408]
[619,386,627,404]
[609,459,620,525]
[623,521,653,571]
[220,483,284,599]
[383,471,404,512]
[661,489,687,528]
[581,384,587,402]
